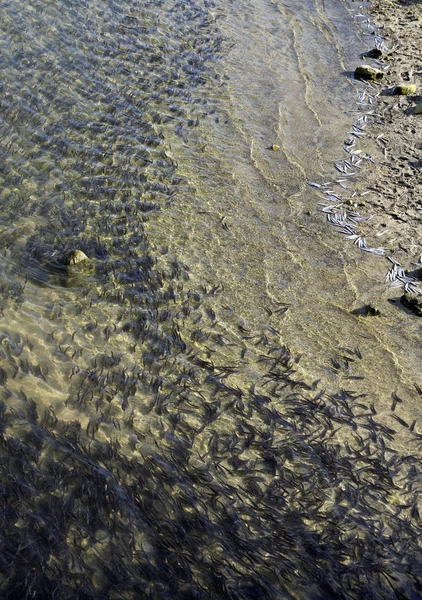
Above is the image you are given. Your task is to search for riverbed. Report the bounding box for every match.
[0,0,421,598]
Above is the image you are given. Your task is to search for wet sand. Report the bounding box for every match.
[356,0,422,260]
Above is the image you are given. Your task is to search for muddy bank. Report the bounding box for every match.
[354,0,422,258]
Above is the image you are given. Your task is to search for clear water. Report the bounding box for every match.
[0,0,421,598]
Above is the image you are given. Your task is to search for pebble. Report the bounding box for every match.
[394,84,417,95]
[65,249,90,265]
[354,65,384,81]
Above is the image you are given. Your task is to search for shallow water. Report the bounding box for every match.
[0,0,422,598]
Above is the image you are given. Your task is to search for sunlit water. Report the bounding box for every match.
[0,0,421,598]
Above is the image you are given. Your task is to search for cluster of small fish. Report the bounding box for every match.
[310,177,387,256]
[308,66,389,254]
[356,14,389,56]
[386,257,422,294]
[2,299,422,599]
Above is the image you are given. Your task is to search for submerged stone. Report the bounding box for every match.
[400,293,422,316]
[65,249,90,266]
[354,65,384,81]
[414,103,422,115]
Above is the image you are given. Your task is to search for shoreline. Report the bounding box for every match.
[358,0,422,263]
[312,0,422,307]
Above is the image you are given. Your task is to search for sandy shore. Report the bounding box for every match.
[358,0,422,260]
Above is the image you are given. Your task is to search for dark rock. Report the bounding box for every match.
[354,65,384,81]
[364,48,383,59]
[400,293,422,316]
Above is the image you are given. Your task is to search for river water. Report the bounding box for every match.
[1,0,422,598]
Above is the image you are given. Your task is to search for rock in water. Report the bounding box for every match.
[65,249,90,265]
[354,65,384,81]
[414,103,422,115]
